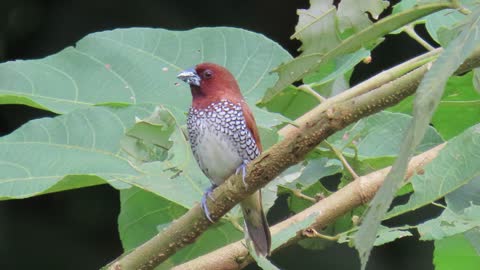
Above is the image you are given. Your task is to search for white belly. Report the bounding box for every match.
[194,127,242,185]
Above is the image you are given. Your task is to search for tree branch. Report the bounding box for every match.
[172,143,445,270]
[106,46,480,270]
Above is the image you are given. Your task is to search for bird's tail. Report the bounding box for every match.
[240,191,271,256]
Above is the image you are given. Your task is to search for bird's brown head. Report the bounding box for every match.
[177,62,244,108]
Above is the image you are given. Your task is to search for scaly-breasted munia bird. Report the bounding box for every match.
[177,62,271,256]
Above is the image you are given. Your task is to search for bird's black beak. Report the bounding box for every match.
[177,68,201,87]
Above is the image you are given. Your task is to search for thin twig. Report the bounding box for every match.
[292,189,317,203]
[452,0,471,15]
[404,24,435,51]
[298,84,327,103]
[226,215,245,232]
[431,201,447,209]
[303,227,341,241]
[322,141,359,179]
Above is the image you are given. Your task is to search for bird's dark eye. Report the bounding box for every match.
[203,69,213,79]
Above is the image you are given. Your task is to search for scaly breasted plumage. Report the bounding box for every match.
[178,62,271,256]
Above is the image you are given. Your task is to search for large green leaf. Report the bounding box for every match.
[0,105,150,199]
[417,205,480,240]
[0,27,291,113]
[0,103,203,203]
[389,72,480,139]
[119,187,188,252]
[432,73,480,139]
[0,27,292,201]
[434,234,480,270]
[263,85,320,120]
[0,27,295,265]
[432,175,480,251]
[387,124,480,219]
[474,68,480,93]
[0,104,208,205]
[465,229,480,255]
[390,72,480,139]
[446,176,480,214]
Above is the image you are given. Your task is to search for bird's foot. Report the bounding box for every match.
[235,160,249,188]
[201,184,217,223]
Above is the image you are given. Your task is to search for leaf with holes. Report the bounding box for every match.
[262,0,449,102]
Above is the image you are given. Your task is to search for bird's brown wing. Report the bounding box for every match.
[241,101,262,152]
